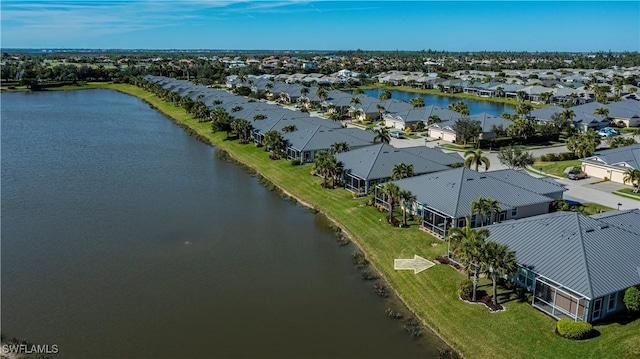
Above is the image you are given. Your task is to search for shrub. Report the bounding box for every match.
[361,270,378,280]
[624,286,640,313]
[556,318,593,340]
[458,279,474,299]
[291,159,302,166]
[352,251,368,266]
[385,308,403,319]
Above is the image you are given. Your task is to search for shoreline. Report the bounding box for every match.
[107,85,461,355]
[27,83,637,359]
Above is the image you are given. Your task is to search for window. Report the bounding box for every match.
[457,217,466,227]
[511,207,518,217]
[607,292,618,312]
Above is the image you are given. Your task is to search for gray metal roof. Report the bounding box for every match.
[485,211,640,299]
[590,209,640,235]
[393,167,555,218]
[335,144,450,181]
[285,126,374,152]
[582,143,640,170]
[399,146,463,166]
[484,169,567,198]
[530,105,565,121]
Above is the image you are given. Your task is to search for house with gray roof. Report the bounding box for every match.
[284,126,375,163]
[483,210,640,322]
[375,167,565,237]
[383,105,460,131]
[427,113,511,142]
[581,144,640,185]
[335,144,452,195]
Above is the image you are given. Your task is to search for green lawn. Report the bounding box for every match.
[615,188,640,199]
[533,159,582,178]
[95,83,640,359]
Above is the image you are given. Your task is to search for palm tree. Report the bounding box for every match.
[313,151,342,188]
[330,141,350,154]
[378,90,392,100]
[458,229,489,301]
[263,130,286,159]
[470,197,491,227]
[373,127,391,144]
[398,189,416,227]
[623,168,640,193]
[316,87,327,103]
[485,198,502,225]
[594,107,609,119]
[230,118,252,143]
[540,92,553,104]
[376,104,386,120]
[282,124,297,133]
[515,103,533,119]
[410,97,425,108]
[464,149,490,172]
[561,109,576,122]
[481,241,518,306]
[448,101,470,116]
[300,86,310,98]
[350,96,361,106]
[380,181,400,222]
[516,90,527,102]
[391,163,415,180]
[427,115,441,126]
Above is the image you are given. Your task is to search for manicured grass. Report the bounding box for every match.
[614,188,640,199]
[359,83,546,109]
[533,159,581,178]
[95,83,640,359]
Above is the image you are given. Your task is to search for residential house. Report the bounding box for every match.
[335,144,455,195]
[581,144,640,184]
[375,167,566,237]
[484,210,640,322]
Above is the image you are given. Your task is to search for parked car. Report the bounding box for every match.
[390,131,404,139]
[597,128,619,137]
[567,169,587,180]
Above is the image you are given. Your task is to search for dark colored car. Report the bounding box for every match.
[567,169,587,180]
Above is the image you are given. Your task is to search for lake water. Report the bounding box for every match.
[358,89,514,116]
[1,90,448,358]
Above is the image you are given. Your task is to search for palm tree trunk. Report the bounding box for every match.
[492,274,498,306]
[472,267,479,301]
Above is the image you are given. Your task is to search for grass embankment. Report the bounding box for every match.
[359,83,546,109]
[89,83,640,359]
[533,159,582,178]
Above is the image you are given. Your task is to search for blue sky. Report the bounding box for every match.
[1,1,638,51]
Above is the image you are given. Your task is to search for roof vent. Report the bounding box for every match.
[466,178,474,181]
[599,225,609,229]
[585,228,595,233]
[479,176,487,179]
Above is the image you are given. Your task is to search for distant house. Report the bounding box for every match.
[484,210,640,323]
[383,105,459,131]
[375,167,566,237]
[581,144,640,184]
[334,144,460,195]
[427,113,511,142]
[284,126,375,163]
